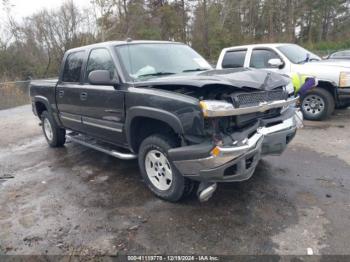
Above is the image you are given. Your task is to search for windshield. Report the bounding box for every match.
[277,44,321,64]
[116,43,212,80]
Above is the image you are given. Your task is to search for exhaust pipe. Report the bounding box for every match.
[198,182,217,202]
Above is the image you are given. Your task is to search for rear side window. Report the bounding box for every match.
[250,49,280,68]
[86,48,116,81]
[62,51,84,83]
[222,50,247,68]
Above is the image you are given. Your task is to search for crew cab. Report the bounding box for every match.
[30,40,302,202]
[217,43,350,120]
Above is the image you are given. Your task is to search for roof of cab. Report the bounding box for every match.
[222,43,293,52]
[66,40,184,54]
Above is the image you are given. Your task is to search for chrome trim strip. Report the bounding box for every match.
[203,96,299,117]
[259,118,294,135]
[82,120,123,133]
[259,109,303,135]
[60,115,81,123]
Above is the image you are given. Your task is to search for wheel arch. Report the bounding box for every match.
[33,96,51,118]
[316,80,337,99]
[125,107,184,153]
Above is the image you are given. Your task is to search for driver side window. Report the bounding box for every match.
[86,48,116,81]
[250,49,281,69]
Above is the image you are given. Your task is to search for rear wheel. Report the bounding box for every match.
[41,111,66,147]
[301,88,335,121]
[138,134,194,202]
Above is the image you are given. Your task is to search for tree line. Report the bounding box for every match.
[1,0,350,81]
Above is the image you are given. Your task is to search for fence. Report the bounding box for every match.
[0,81,31,110]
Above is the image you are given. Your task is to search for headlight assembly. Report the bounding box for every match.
[285,82,295,95]
[199,96,299,118]
[199,100,234,118]
[339,72,350,88]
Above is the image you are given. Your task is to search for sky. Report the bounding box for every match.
[1,0,90,20]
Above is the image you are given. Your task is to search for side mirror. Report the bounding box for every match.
[268,58,284,69]
[88,70,119,86]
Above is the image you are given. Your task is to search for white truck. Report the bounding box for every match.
[217,43,350,120]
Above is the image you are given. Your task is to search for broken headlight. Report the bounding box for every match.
[285,82,295,95]
[199,100,234,118]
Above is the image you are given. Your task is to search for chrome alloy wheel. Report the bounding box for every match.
[145,149,173,191]
[302,94,325,116]
[43,118,53,142]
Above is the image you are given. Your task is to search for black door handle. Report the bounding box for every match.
[58,90,64,98]
[80,92,88,101]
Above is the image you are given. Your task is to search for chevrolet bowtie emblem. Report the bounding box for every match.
[258,101,269,112]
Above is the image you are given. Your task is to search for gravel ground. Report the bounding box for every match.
[0,105,349,256]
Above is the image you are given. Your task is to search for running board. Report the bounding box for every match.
[67,133,137,160]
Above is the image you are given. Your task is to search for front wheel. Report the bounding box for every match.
[301,88,335,121]
[138,134,193,202]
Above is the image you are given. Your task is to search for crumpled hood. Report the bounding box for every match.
[133,68,290,90]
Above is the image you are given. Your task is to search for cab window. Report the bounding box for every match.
[62,51,84,83]
[250,49,281,68]
[222,50,247,68]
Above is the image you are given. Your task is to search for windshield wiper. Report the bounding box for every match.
[137,72,176,78]
[182,68,210,72]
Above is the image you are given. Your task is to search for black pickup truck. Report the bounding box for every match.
[30,40,302,202]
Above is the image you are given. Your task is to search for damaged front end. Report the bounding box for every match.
[168,87,303,183]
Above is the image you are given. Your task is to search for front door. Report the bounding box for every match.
[249,48,286,73]
[79,48,125,146]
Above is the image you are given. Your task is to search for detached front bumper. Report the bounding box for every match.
[169,108,303,183]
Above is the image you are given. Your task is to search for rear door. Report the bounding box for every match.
[79,47,125,145]
[220,49,248,69]
[56,50,86,131]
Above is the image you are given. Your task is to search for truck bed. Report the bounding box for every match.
[30,78,58,88]
[29,78,59,116]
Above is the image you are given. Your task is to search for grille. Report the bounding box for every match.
[233,90,286,108]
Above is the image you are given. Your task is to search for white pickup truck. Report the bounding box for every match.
[217,43,350,120]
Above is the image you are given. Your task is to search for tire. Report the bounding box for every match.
[138,134,193,202]
[41,111,66,147]
[301,88,335,121]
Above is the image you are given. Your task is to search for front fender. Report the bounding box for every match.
[125,106,184,147]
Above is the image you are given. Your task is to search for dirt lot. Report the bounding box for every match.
[0,105,349,256]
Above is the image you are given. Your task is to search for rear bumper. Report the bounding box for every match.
[170,109,302,182]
